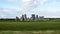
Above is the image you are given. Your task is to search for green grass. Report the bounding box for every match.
[0,21,60,31]
[0,30,60,34]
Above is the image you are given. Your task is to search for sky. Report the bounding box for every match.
[0,0,60,18]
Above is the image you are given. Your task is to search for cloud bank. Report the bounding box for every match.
[0,0,60,18]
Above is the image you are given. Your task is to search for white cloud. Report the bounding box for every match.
[5,0,47,13]
[0,7,23,18]
[5,0,47,3]
[5,0,17,2]
[37,0,47,4]
[21,0,47,13]
[22,0,31,2]
[2,0,60,18]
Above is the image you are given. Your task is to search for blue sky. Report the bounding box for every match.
[0,0,60,18]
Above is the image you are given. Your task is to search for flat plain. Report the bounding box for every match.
[0,21,60,34]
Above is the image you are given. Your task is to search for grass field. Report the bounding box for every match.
[0,21,60,31]
[0,30,60,34]
[0,21,60,34]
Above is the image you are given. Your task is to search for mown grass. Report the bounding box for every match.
[0,21,60,31]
